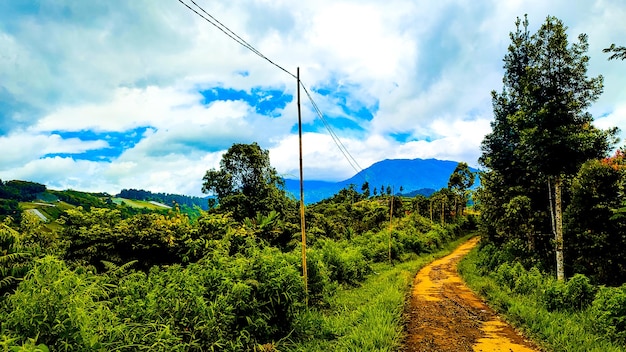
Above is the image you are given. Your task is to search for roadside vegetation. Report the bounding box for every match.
[462,15,626,352]
[0,142,476,351]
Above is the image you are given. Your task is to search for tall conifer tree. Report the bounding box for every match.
[480,16,618,280]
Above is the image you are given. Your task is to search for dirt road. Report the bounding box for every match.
[402,237,540,352]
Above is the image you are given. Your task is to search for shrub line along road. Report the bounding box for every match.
[402,237,540,352]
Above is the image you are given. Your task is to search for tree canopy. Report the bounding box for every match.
[478,15,619,280]
[603,43,626,61]
[201,142,293,221]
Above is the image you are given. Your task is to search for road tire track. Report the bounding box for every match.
[401,237,540,352]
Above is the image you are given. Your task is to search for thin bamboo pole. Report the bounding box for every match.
[388,187,394,264]
[297,68,308,305]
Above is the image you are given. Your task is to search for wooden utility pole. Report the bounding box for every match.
[297,68,308,303]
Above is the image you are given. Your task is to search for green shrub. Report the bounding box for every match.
[591,284,626,344]
[494,262,516,290]
[513,266,543,295]
[541,274,595,311]
[317,239,371,285]
[4,257,119,350]
[565,274,596,310]
[112,245,307,351]
[0,335,49,351]
[302,249,337,306]
[493,261,544,296]
[541,279,568,311]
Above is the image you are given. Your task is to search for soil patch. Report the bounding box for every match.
[401,237,540,352]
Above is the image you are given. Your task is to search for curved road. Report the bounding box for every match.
[402,237,540,352]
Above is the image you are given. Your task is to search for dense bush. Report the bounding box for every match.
[316,239,371,285]
[0,176,472,351]
[0,222,41,296]
[3,256,122,350]
[302,249,336,306]
[591,284,626,344]
[540,274,595,312]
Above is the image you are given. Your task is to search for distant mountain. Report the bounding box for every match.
[283,158,479,204]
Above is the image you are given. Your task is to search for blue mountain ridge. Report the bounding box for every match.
[283,158,479,204]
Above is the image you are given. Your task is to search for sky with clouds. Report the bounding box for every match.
[1,0,625,196]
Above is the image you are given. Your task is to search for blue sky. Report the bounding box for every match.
[1,0,625,196]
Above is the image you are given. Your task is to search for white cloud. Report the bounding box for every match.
[0,132,108,169]
[1,0,625,195]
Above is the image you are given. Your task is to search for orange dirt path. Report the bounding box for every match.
[401,237,540,352]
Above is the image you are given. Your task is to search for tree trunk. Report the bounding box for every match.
[430,201,433,222]
[440,200,445,225]
[555,175,565,281]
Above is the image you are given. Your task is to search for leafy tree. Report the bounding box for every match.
[603,43,626,61]
[480,15,618,280]
[202,143,293,221]
[0,180,46,202]
[361,181,370,198]
[565,154,626,284]
[448,162,475,217]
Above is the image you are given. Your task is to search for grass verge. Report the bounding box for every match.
[458,244,626,352]
[283,234,474,352]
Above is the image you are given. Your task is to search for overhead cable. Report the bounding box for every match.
[177,0,364,175]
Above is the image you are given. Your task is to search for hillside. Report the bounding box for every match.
[284,158,479,204]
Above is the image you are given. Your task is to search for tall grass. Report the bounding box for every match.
[458,245,626,352]
[284,234,473,352]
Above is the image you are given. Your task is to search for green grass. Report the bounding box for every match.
[19,201,76,231]
[458,245,626,352]
[111,198,168,210]
[284,234,474,352]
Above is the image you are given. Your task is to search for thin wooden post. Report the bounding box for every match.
[388,187,394,264]
[297,67,308,304]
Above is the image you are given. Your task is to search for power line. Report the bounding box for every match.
[177,0,365,176]
[178,0,296,79]
[300,84,364,175]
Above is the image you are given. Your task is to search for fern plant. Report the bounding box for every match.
[0,221,35,296]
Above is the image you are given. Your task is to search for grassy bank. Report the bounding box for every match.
[284,234,473,352]
[458,244,626,352]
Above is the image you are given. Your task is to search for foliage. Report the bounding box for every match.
[3,256,121,351]
[48,190,111,211]
[603,43,626,61]
[0,199,20,220]
[0,220,40,297]
[447,162,475,216]
[60,207,193,270]
[316,239,371,286]
[460,245,626,351]
[118,188,210,211]
[202,143,295,221]
[478,15,619,280]
[541,274,596,311]
[591,284,626,344]
[564,158,626,284]
[111,245,306,350]
[0,181,46,202]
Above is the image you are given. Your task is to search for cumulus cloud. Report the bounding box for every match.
[0,132,108,169]
[0,0,624,195]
